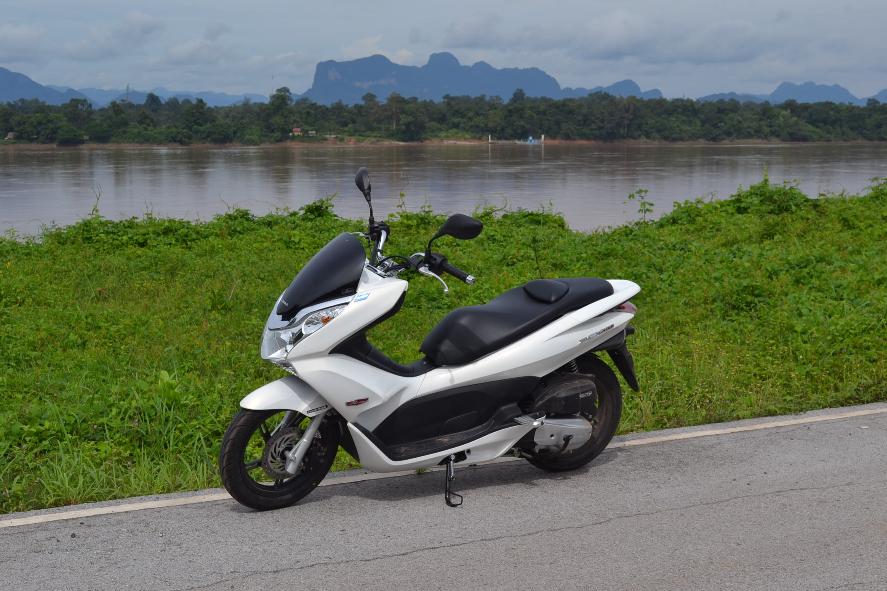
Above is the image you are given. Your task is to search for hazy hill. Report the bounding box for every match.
[65,87,123,106]
[74,87,267,107]
[304,52,558,104]
[2,61,882,108]
[769,82,862,105]
[301,52,661,104]
[562,79,663,100]
[0,68,87,105]
[697,91,766,103]
[699,82,871,105]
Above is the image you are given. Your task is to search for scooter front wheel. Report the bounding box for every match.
[219,409,339,510]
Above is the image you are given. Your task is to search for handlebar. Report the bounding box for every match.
[398,252,475,290]
[440,260,475,284]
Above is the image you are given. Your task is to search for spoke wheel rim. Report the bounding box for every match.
[242,411,307,489]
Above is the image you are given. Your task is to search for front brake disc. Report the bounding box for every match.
[261,427,303,479]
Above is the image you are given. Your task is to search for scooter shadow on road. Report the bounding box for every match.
[224,449,624,513]
[309,448,622,506]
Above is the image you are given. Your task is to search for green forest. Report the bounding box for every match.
[3,88,887,145]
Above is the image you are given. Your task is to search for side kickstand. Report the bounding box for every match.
[444,455,463,508]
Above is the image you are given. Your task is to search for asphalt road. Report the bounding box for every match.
[2,403,887,591]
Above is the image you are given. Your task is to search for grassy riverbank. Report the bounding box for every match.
[1,178,886,513]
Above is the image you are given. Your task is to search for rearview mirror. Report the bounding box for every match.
[426,213,483,256]
[434,214,483,241]
[355,167,371,202]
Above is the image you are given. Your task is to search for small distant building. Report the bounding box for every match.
[307,130,317,137]
[291,127,303,137]
[4,132,15,141]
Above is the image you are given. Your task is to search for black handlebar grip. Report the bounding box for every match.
[441,260,475,284]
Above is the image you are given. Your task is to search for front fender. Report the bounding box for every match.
[239,376,330,416]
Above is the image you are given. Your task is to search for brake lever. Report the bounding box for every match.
[417,265,449,294]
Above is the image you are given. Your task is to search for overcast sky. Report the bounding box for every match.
[1,0,885,98]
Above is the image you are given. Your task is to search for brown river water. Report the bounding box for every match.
[1,142,885,234]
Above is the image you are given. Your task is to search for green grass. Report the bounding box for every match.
[1,178,886,513]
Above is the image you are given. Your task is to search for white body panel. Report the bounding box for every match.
[243,265,639,472]
[289,270,408,357]
[291,355,425,425]
[417,280,638,397]
[239,376,330,417]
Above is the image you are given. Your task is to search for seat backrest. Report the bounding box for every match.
[523,279,569,303]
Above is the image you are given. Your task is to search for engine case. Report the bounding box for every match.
[524,372,598,416]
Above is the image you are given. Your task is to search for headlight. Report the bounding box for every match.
[301,304,348,335]
[261,325,301,363]
[260,302,349,364]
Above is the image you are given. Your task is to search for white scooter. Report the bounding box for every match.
[219,168,641,509]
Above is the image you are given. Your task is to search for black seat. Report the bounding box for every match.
[420,278,614,366]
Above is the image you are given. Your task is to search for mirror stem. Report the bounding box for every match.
[424,237,434,259]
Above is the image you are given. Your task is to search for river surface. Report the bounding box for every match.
[1,142,885,234]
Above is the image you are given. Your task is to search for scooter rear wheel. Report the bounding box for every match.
[525,355,623,472]
[219,409,339,510]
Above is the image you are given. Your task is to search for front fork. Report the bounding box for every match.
[284,410,329,475]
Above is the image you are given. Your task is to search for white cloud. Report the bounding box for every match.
[342,35,415,64]
[139,46,315,96]
[205,24,231,43]
[442,15,504,50]
[0,24,47,63]
[65,11,163,61]
[343,35,384,59]
[243,51,314,71]
[390,49,415,64]
[445,12,789,67]
[3,0,886,99]
[165,25,234,65]
[408,27,426,45]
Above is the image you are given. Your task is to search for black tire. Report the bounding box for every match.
[525,354,623,472]
[219,409,339,510]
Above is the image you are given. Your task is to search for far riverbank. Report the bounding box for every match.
[4,138,887,151]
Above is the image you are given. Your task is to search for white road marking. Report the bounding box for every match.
[2,405,885,530]
[0,493,232,530]
[609,406,887,448]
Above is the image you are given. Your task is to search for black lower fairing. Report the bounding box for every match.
[360,377,539,461]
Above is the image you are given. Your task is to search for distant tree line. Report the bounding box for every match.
[2,87,887,146]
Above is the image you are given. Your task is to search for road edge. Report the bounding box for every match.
[3,402,886,529]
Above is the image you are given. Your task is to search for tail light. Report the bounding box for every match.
[615,301,637,314]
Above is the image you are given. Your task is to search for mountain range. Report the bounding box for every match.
[2,55,885,107]
[0,67,89,105]
[47,84,267,108]
[0,68,266,107]
[301,52,663,104]
[698,81,880,106]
